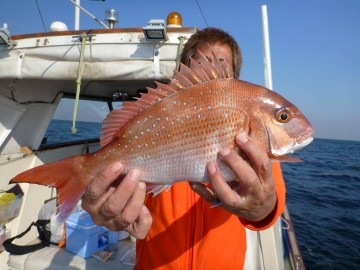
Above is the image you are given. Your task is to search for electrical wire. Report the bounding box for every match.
[195,0,209,27]
[35,0,47,32]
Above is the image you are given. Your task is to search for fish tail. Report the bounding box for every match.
[10,154,90,222]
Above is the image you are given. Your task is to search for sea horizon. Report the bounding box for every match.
[51,118,360,143]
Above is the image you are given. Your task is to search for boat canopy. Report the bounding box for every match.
[0,28,196,154]
[0,28,197,103]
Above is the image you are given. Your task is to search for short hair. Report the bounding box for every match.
[180,27,242,79]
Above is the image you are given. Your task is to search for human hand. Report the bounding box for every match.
[190,132,277,222]
[82,162,152,239]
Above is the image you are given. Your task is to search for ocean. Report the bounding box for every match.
[282,138,360,269]
[44,119,360,269]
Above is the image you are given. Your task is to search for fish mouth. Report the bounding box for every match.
[288,126,314,154]
[275,136,313,156]
[295,126,314,145]
[291,136,313,152]
[271,126,314,156]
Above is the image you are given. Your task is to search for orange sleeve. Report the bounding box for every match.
[239,162,286,230]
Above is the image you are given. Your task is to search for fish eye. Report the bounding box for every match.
[275,109,292,123]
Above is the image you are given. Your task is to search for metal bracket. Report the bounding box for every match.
[0,26,17,47]
[153,44,161,79]
[72,34,96,43]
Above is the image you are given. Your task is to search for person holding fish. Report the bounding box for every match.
[79,27,312,269]
[11,28,313,269]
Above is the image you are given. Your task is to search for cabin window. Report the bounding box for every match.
[42,98,110,145]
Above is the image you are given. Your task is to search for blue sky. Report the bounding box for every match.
[2,0,360,141]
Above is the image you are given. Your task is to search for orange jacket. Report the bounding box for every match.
[135,162,286,270]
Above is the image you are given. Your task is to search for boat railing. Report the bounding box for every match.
[39,137,100,152]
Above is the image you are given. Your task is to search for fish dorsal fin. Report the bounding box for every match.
[99,49,231,147]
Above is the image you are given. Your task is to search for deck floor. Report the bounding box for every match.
[7,239,135,270]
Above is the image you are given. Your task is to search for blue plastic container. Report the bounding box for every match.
[109,230,119,244]
[66,210,111,258]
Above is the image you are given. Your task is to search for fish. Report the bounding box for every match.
[9,50,314,221]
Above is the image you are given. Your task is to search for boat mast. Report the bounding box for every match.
[69,0,109,29]
[261,5,273,90]
[75,0,80,30]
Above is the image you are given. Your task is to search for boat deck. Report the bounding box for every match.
[6,238,135,270]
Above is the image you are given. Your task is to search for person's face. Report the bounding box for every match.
[191,42,234,75]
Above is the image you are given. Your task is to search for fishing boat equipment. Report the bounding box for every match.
[71,33,87,134]
[176,36,186,71]
[166,12,186,72]
[68,0,109,29]
[0,24,16,47]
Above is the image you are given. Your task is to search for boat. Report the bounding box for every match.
[0,2,305,269]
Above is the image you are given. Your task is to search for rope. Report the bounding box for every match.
[71,33,87,134]
[176,36,186,71]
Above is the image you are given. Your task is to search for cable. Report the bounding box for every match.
[195,0,209,27]
[281,217,291,230]
[35,0,47,32]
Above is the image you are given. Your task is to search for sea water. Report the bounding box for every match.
[282,138,360,269]
[44,120,360,269]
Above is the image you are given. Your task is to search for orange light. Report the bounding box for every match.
[167,12,182,27]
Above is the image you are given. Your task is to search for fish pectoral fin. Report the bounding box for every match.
[268,153,303,163]
[146,184,172,196]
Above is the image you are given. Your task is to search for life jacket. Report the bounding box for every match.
[135,162,286,270]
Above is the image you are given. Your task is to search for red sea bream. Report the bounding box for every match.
[10,51,314,220]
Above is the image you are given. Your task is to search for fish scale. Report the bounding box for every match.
[10,51,314,221]
[98,80,250,183]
